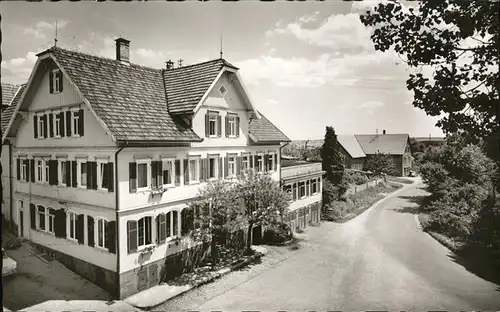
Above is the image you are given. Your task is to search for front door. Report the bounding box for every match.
[19,211,24,237]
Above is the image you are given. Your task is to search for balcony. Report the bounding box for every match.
[281,162,323,180]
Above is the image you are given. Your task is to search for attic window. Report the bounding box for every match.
[50,69,63,94]
[219,85,227,96]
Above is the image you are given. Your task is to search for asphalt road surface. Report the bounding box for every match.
[154,182,500,311]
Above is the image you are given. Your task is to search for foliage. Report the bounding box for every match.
[322,179,336,211]
[364,153,397,176]
[263,222,293,245]
[320,126,344,185]
[344,170,369,185]
[360,0,499,147]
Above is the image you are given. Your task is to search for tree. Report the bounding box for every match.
[237,170,290,254]
[320,126,344,185]
[360,0,499,180]
[364,152,397,176]
[190,180,245,267]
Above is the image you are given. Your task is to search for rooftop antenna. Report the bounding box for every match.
[54,20,58,47]
[220,35,223,59]
[178,59,184,67]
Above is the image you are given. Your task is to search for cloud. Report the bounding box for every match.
[360,101,385,109]
[266,99,279,105]
[1,52,38,84]
[23,20,69,39]
[135,48,165,60]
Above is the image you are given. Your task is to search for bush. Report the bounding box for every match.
[344,171,369,185]
[263,223,293,245]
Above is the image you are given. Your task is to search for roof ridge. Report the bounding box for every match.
[164,58,227,72]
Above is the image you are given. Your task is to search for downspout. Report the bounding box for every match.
[8,141,13,232]
[114,145,125,299]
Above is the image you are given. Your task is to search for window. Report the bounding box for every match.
[18,200,24,211]
[299,181,306,198]
[208,114,217,137]
[138,216,152,247]
[98,161,109,190]
[189,158,200,182]
[54,111,62,137]
[52,70,62,93]
[137,161,149,191]
[35,159,44,183]
[96,218,108,248]
[228,156,236,176]
[311,178,318,194]
[78,161,87,188]
[219,85,227,96]
[68,212,77,240]
[256,155,264,172]
[208,156,218,179]
[268,154,275,172]
[43,160,49,184]
[242,155,249,171]
[59,160,68,186]
[48,208,55,234]
[19,158,28,181]
[162,160,174,186]
[37,114,45,139]
[227,115,237,137]
[37,205,46,230]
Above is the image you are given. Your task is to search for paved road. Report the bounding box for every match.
[154,182,500,311]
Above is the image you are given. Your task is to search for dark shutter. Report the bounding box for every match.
[225,116,229,137]
[49,71,54,93]
[293,184,297,201]
[102,163,109,190]
[30,204,36,230]
[92,162,98,190]
[236,156,241,175]
[108,162,114,192]
[236,116,240,137]
[183,159,189,185]
[71,161,77,187]
[33,115,38,138]
[43,115,48,138]
[254,155,258,170]
[78,109,84,136]
[275,153,278,169]
[64,161,71,186]
[58,71,63,92]
[48,113,54,138]
[157,160,163,187]
[127,221,138,253]
[54,209,67,238]
[87,161,92,190]
[76,214,84,244]
[48,160,58,185]
[129,162,137,192]
[218,157,223,178]
[24,159,30,180]
[151,161,158,189]
[107,221,116,254]
[224,157,228,178]
[59,112,65,137]
[66,111,72,136]
[264,154,269,172]
[30,159,35,182]
[205,113,210,137]
[175,159,181,186]
[199,158,204,182]
[217,115,222,137]
[306,180,310,197]
[16,159,20,181]
[249,154,253,168]
[157,215,166,244]
[88,216,95,247]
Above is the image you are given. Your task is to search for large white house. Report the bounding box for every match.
[1,38,291,298]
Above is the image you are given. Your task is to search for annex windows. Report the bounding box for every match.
[33,108,84,139]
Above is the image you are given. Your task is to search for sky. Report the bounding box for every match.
[1,1,445,140]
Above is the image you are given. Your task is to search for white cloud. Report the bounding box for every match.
[360,101,385,109]
[266,99,279,105]
[1,52,38,84]
[23,20,69,39]
[135,48,165,60]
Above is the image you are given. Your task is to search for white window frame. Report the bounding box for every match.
[95,218,108,250]
[59,158,68,187]
[242,155,249,171]
[257,154,264,173]
[227,156,236,177]
[162,159,175,188]
[208,114,218,137]
[67,211,78,241]
[208,155,219,180]
[53,110,61,138]
[77,159,88,188]
[34,158,45,184]
[97,160,108,191]
[53,69,62,93]
[299,181,306,199]
[47,207,55,234]
[37,113,45,139]
[37,205,46,231]
[164,210,181,240]
[137,216,154,250]
[19,157,28,182]
[71,109,81,137]
[136,160,151,192]
[189,157,200,184]
[268,153,275,172]
[311,178,318,195]
[43,158,49,184]
[228,114,237,137]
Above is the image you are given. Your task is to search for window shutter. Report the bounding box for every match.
[107,162,114,192]
[107,221,116,254]
[33,115,38,138]
[49,160,58,185]
[306,180,310,196]
[151,161,158,189]
[127,221,138,253]
[264,154,269,172]
[58,71,63,92]
[43,115,49,138]
[129,162,137,193]
[48,113,54,137]
[157,215,166,244]
[16,159,20,181]
[30,159,35,183]
[87,161,92,190]
[92,162,98,190]
[175,159,181,186]
[30,204,36,230]
[205,113,210,137]
[236,156,241,175]
[203,158,209,181]
[183,159,189,185]
[76,214,84,244]
[218,157,223,178]
[54,209,67,238]
[78,109,84,136]
[236,116,240,137]
[225,116,229,137]
[24,159,30,180]
[157,160,163,187]
[49,71,54,93]
[217,115,222,137]
[88,216,95,247]
[199,158,204,182]
[224,157,228,178]
[292,184,297,201]
[274,153,278,169]
[71,161,77,187]
[254,155,258,170]
[102,163,109,190]
[59,112,65,137]
[249,155,253,168]
[66,111,72,136]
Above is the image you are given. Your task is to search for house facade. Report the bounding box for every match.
[1,38,290,299]
[336,135,366,171]
[281,160,324,231]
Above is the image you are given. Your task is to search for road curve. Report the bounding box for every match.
[155,182,500,312]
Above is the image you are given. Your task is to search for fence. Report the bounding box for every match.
[344,178,384,196]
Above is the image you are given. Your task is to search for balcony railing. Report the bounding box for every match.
[281,163,323,180]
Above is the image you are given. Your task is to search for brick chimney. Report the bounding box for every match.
[115,38,130,63]
[165,59,174,70]
[383,129,386,135]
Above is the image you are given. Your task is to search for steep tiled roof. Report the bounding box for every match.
[355,134,409,155]
[2,84,26,135]
[164,59,238,114]
[47,47,201,142]
[248,111,290,143]
[337,135,366,158]
[2,83,19,108]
